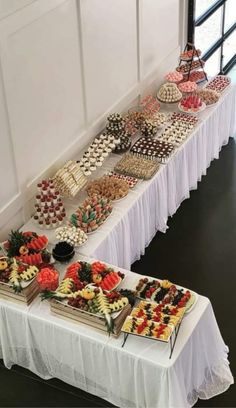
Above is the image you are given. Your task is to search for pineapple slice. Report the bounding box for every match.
[57,278,74,294]
[9,259,22,292]
[96,289,114,333]
[20,265,38,281]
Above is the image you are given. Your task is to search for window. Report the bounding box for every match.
[188,0,236,74]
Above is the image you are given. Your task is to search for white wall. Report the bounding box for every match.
[0,0,182,240]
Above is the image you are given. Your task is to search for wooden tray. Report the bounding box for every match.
[50,299,131,337]
[0,278,40,306]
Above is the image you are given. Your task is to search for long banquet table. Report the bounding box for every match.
[0,255,233,408]
[23,84,236,269]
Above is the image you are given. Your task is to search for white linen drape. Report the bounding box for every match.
[0,259,233,408]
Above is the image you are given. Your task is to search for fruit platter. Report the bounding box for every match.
[135,277,197,313]
[0,256,40,305]
[178,95,206,114]
[69,195,113,234]
[131,300,185,324]
[122,300,185,342]
[41,260,132,335]
[62,260,125,291]
[122,316,173,342]
[3,230,49,265]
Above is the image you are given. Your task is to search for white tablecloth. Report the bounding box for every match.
[23,85,236,269]
[0,256,233,408]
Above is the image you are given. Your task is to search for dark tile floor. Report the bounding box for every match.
[1,138,236,407]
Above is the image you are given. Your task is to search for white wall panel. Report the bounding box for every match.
[81,0,138,123]
[140,0,179,78]
[0,65,18,209]
[1,0,85,187]
[0,209,24,242]
[0,0,34,20]
[0,0,182,238]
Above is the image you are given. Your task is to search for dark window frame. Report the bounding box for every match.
[188,0,236,74]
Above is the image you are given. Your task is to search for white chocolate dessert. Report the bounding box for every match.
[55,225,87,246]
[159,120,194,146]
[77,133,117,177]
[157,83,182,103]
[53,161,87,198]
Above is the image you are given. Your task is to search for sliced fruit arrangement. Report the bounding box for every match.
[122,316,173,341]
[63,260,125,291]
[130,301,185,325]
[4,230,49,265]
[36,267,59,291]
[41,282,129,333]
[137,300,185,317]
[0,256,39,293]
[136,278,193,310]
[121,300,185,342]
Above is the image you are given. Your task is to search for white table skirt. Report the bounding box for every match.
[23,85,236,270]
[0,256,233,408]
[78,85,236,268]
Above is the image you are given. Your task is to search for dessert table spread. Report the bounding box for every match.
[0,256,233,408]
[22,84,236,269]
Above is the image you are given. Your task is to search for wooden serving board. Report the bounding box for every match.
[0,279,40,306]
[50,299,131,337]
